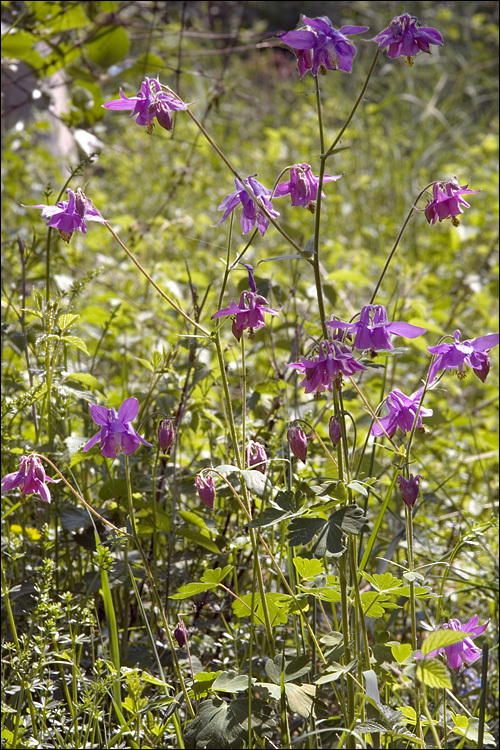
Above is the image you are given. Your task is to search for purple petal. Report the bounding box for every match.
[118,397,139,423]
[471,333,499,352]
[279,29,317,49]
[89,404,110,426]
[1,471,25,492]
[82,431,102,452]
[212,300,245,319]
[387,322,427,339]
[339,25,369,35]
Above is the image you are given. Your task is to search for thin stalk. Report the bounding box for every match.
[477,642,489,749]
[338,555,355,749]
[358,471,399,573]
[406,503,422,739]
[313,76,328,339]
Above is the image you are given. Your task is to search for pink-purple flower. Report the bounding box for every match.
[371,13,443,66]
[287,426,308,462]
[246,441,267,474]
[216,175,279,236]
[195,474,215,509]
[274,163,342,212]
[329,416,342,447]
[428,330,499,383]
[424,179,480,226]
[83,397,152,459]
[103,77,188,133]
[328,304,426,352]
[2,455,55,504]
[288,340,366,394]
[212,264,279,340]
[371,388,432,438]
[158,419,175,453]
[22,188,106,243]
[424,616,487,673]
[279,16,368,76]
[397,474,422,508]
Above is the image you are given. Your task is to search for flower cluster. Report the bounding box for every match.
[103,77,188,133]
[329,304,426,352]
[22,188,106,243]
[288,340,366,395]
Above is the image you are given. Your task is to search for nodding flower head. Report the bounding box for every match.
[103,77,188,133]
[397,473,423,508]
[22,187,105,243]
[195,474,215,509]
[288,340,366,395]
[246,441,267,474]
[212,264,279,340]
[370,13,443,66]
[158,419,175,453]
[216,175,279,236]
[424,179,480,226]
[2,455,56,504]
[287,426,308,462]
[328,304,426,353]
[428,330,499,383]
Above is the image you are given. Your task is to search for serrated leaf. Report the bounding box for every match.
[57,313,80,330]
[232,592,291,626]
[364,572,402,592]
[293,557,324,580]
[391,643,413,664]
[169,581,218,600]
[283,655,311,683]
[62,335,89,355]
[212,671,251,693]
[360,591,400,618]
[200,566,233,585]
[421,629,470,656]
[416,658,452,689]
[356,720,389,733]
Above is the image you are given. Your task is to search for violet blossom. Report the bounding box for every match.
[397,473,422,508]
[424,179,480,226]
[371,13,443,66]
[288,341,366,395]
[371,388,432,438]
[328,304,426,352]
[83,397,152,459]
[279,16,368,76]
[428,330,499,383]
[274,163,342,212]
[212,264,279,340]
[2,455,56,504]
[329,416,342,447]
[216,175,279,236]
[174,620,189,648]
[103,77,188,133]
[158,419,175,453]
[22,188,106,243]
[423,616,487,673]
[195,474,215,509]
[246,441,267,474]
[287,426,308,462]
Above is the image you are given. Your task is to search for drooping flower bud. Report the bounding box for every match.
[153,100,174,131]
[195,474,215,509]
[329,416,342,447]
[246,440,267,474]
[158,419,175,453]
[174,619,189,647]
[397,474,422,508]
[287,426,307,463]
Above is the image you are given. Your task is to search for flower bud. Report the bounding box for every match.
[158,419,175,453]
[153,100,173,131]
[246,441,267,474]
[195,474,215,509]
[329,416,342,447]
[287,426,307,462]
[397,474,422,508]
[174,620,189,647]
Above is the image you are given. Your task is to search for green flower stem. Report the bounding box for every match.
[99,564,123,714]
[421,689,442,748]
[406,502,422,740]
[124,455,195,719]
[369,181,439,305]
[339,554,355,750]
[313,77,328,339]
[358,471,399,573]
[348,538,370,671]
[104,222,210,337]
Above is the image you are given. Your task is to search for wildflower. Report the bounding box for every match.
[371,388,432,438]
[274,163,342,212]
[246,441,267,474]
[174,620,189,648]
[103,77,188,133]
[397,473,422,508]
[424,616,487,673]
[216,175,279,236]
[279,16,368,76]
[287,426,308,462]
[158,419,175,453]
[195,474,215,509]
[288,341,366,395]
[424,179,480,226]
[212,264,279,340]
[2,455,55,504]
[428,330,499,383]
[22,187,106,243]
[329,416,342,447]
[328,304,426,352]
[83,397,152,459]
[371,13,443,66]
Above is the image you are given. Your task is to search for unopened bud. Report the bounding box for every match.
[287,426,307,463]
[397,474,422,508]
[195,474,215,509]
[174,620,189,647]
[246,441,267,474]
[329,416,342,447]
[154,100,173,131]
[158,419,175,453]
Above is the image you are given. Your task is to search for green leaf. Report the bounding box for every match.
[200,566,233,585]
[232,592,291,625]
[363,572,402,592]
[288,517,326,547]
[62,335,89,355]
[137,509,172,534]
[57,313,80,330]
[248,506,290,528]
[314,662,353,684]
[134,357,154,372]
[347,480,369,497]
[421,629,470,656]
[450,714,496,745]
[293,557,324,581]
[184,697,273,749]
[98,478,128,500]
[86,25,130,68]
[360,591,400,618]
[212,670,251,693]
[416,658,452,689]
[285,683,316,717]
[240,469,272,497]
[391,643,413,664]
[330,504,370,535]
[63,372,103,392]
[169,581,218,600]
[178,526,221,554]
[1,30,45,69]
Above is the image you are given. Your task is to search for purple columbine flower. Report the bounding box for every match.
[195,474,215,509]
[328,304,426,352]
[288,340,366,395]
[246,441,267,474]
[287,426,308,462]
[424,179,481,226]
[428,330,499,383]
[83,397,152,459]
[22,187,106,243]
[212,264,279,340]
[2,455,56,504]
[216,175,279,236]
[371,388,433,438]
[274,163,342,212]
[158,419,175,453]
[423,616,488,673]
[279,16,368,76]
[371,13,443,66]
[397,474,422,508]
[174,620,189,648]
[329,416,342,447]
[103,77,188,133]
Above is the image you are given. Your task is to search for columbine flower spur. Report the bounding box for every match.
[22,187,106,243]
